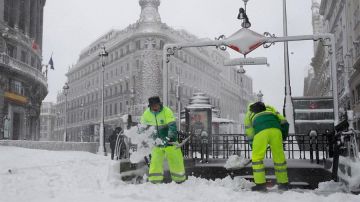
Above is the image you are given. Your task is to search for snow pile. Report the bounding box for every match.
[348,159,360,192]
[224,155,251,170]
[123,126,158,163]
[1,146,360,202]
[338,156,360,192]
[316,180,347,192]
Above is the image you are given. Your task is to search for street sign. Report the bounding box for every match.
[224,28,266,55]
[223,57,267,66]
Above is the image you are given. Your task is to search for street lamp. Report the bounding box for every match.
[282,0,295,134]
[80,103,84,142]
[55,111,60,141]
[257,90,263,102]
[98,45,108,156]
[237,0,251,29]
[62,82,69,142]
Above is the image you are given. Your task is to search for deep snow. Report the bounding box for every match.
[1,146,359,202]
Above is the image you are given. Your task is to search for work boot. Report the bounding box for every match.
[251,183,267,192]
[278,183,290,191]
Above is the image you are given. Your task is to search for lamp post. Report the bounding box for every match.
[55,111,60,141]
[80,102,84,142]
[62,82,69,142]
[98,45,108,156]
[176,69,182,129]
[282,0,295,134]
[257,90,263,102]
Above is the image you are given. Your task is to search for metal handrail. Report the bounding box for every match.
[180,133,329,164]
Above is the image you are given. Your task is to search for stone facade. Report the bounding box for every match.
[306,0,360,123]
[39,102,56,141]
[54,0,254,141]
[0,0,48,140]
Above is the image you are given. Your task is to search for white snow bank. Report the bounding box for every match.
[123,126,159,163]
[338,156,360,192]
[1,146,359,202]
[316,180,347,192]
[224,155,251,170]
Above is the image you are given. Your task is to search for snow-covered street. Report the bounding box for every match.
[0,146,359,202]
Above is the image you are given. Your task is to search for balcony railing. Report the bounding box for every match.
[0,53,47,87]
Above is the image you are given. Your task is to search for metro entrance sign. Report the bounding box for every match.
[162,29,339,125]
[226,28,266,55]
[223,57,267,66]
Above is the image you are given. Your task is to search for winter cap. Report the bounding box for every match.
[148,96,161,106]
[250,101,266,114]
[115,127,123,133]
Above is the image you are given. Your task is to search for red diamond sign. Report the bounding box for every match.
[225,28,266,55]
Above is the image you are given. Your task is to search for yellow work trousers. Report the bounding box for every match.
[148,145,186,183]
[251,128,288,184]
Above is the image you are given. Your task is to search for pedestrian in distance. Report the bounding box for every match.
[244,101,290,191]
[139,96,186,184]
[109,127,122,160]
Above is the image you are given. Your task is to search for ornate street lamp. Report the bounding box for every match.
[98,45,108,156]
[237,0,251,29]
[62,82,69,142]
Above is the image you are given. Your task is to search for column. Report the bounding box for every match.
[36,0,41,48]
[38,6,44,48]
[29,0,36,38]
[24,0,31,36]
[0,0,4,22]
[13,0,20,29]
[0,88,4,139]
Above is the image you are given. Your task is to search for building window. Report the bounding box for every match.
[136,60,140,70]
[10,80,24,95]
[356,85,360,103]
[114,103,118,114]
[136,40,141,50]
[20,50,28,63]
[160,40,165,50]
[126,45,130,54]
[7,44,16,58]
[352,90,356,105]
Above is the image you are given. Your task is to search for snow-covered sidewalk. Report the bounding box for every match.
[0,146,359,202]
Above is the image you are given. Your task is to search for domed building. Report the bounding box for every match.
[0,0,48,140]
[54,0,254,141]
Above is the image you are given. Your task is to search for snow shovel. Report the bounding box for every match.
[169,132,194,149]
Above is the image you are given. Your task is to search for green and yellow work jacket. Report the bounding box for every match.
[244,105,288,141]
[140,106,177,146]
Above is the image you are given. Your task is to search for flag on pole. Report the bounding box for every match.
[48,55,54,70]
[31,39,39,50]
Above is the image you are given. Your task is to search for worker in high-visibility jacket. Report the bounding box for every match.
[140,96,186,184]
[244,101,289,191]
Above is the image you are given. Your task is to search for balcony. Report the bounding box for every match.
[0,53,47,87]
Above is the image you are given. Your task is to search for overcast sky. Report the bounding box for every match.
[42,0,314,111]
